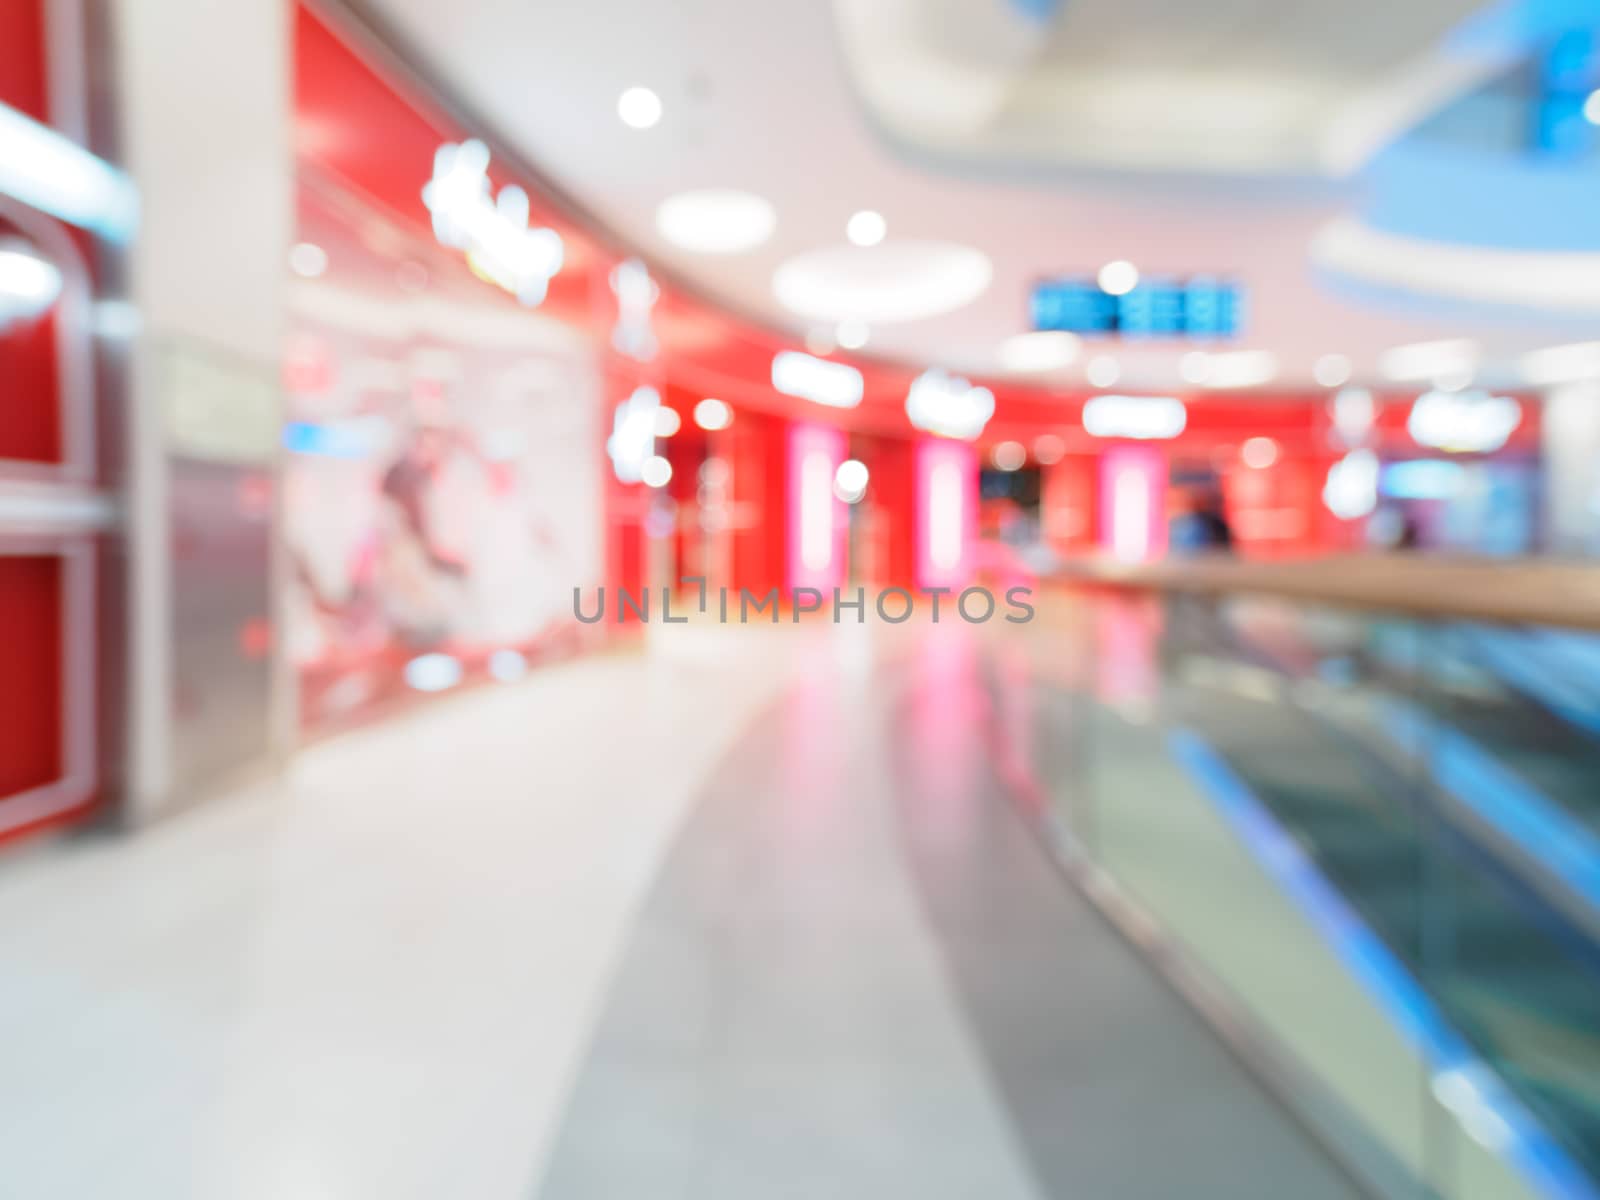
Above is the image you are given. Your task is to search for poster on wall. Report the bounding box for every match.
[283,292,601,730]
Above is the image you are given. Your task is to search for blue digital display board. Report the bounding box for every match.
[1031,276,1244,338]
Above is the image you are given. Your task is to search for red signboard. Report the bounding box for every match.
[0,543,96,840]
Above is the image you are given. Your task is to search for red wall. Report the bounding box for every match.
[0,0,49,122]
[728,410,789,597]
[0,556,63,798]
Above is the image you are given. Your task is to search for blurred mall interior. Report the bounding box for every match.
[8,0,1600,1196]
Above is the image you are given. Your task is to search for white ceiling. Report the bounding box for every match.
[359,0,1591,390]
[835,0,1494,176]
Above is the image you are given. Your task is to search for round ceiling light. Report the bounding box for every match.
[992,441,1027,472]
[0,238,64,327]
[641,455,673,487]
[835,320,869,350]
[833,459,869,503]
[1241,436,1279,469]
[1313,353,1353,388]
[804,327,836,356]
[655,188,776,254]
[654,406,682,437]
[772,241,992,324]
[617,86,662,129]
[999,331,1080,374]
[846,210,886,247]
[289,242,328,278]
[1033,434,1066,465]
[694,397,733,431]
[1085,355,1121,388]
[1098,260,1139,296]
[1179,351,1211,384]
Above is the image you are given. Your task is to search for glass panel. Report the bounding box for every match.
[1029,584,1600,1200]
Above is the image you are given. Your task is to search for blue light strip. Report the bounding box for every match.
[282,421,379,458]
[0,102,138,242]
[1457,627,1600,738]
[1031,276,1243,338]
[1167,727,1600,1200]
[1007,0,1064,21]
[1535,629,1600,681]
[1446,0,1600,59]
[1375,696,1600,913]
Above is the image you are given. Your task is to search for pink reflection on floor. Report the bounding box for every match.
[1094,595,1163,710]
[899,627,993,852]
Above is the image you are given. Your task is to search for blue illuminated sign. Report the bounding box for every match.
[1031,275,1244,338]
[1381,459,1467,500]
[283,420,381,458]
[1008,0,1064,21]
[1535,29,1598,158]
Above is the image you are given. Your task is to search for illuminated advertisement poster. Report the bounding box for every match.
[287,6,611,731]
[283,293,600,730]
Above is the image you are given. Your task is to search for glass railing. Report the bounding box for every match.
[1013,563,1600,1200]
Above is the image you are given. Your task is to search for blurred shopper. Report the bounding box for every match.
[1369,506,1423,552]
[1170,487,1235,556]
[378,423,471,644]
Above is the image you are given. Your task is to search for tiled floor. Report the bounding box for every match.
[537,627,1360,1199]
[0,629,803,1200]
[0,624,1358,1198]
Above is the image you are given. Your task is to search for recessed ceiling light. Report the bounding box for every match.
[405,653,462,693]
[1033,434,1066,465]
[835,320,869,350]
[772,241,992,323]
[1179,351,1211,384]
[1586,89,1600,126]
[992,441,1026,472]
[1198,350,1277,389]
[489,649,527,682]
[1521,341,1600,385]
[1097,260,1139,296]
[617,86,662,130]
[656,188,776,254]
[1086,355,1121,388]
[804,327,836,356]
[905,369,994,440]
[1332,387,1377,446]
[1313,353,1352,388]
[999,331,1080,373]
[772,351,864,408]
[833,459,869,503]
[289,242,327,278]
[1379,339,1478,383]
[694,397,732,431]
[0,238,63,319]
[641,455,673,487]
[654,407,682,437]
[846,210,886,247]
[1241,436,1279,469]
[1083,395,1188,440]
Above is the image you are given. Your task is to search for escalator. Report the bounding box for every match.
[1163,637,1600,1189]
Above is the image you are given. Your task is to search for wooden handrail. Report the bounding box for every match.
[1052,555,1600,631]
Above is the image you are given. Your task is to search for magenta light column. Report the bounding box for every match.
[1098,445,1167,562]
[915,438,977,591]
[787,422,848,593]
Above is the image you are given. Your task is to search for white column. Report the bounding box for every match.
[111,0,293,822]
[1542,383,1600,558]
